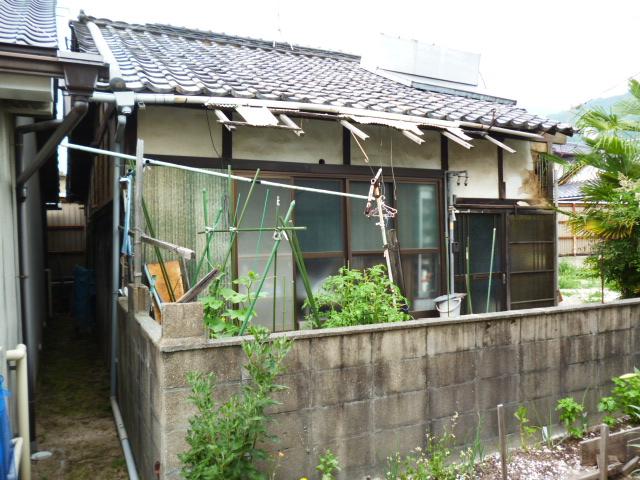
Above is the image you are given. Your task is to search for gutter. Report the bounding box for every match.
[89,91,548,141]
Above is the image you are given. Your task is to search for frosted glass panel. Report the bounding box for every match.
[295,179,344,252]
[397,183,439,249]
[237,181,294,332]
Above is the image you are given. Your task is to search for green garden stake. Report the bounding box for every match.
[485,227,496,313]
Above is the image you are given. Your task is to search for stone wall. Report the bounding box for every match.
[117,289,640,480]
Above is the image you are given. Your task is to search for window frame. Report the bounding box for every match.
[233,169,446,321]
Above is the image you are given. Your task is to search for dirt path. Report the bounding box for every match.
[31,313,127,479]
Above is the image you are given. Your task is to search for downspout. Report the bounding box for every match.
[15,97,89,449]
[16,99,88,186]
[110,113,140,480]
[80,13,140,480]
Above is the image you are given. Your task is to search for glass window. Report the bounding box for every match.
[396,183,439,249]
[237,180,295,332]
[401,252,440,312]
[349,181,393,252]
[295,179,344,253]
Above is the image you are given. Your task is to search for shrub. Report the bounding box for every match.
[610,369,640,423]
[556,397,587,439]
[179,327,292,480]
[305,264,410,328]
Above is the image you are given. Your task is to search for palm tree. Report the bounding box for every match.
[559,80,640,297]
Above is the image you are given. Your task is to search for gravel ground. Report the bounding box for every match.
[475,441,594,479]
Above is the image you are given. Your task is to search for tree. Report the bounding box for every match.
[559,80,640,297]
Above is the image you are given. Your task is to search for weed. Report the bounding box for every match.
[384,414,476,480]
[316,450,341,480]
[598,396,618,427]
[514,405,539,450]
[556,397,587,439]
[608,369,640,423]
[179,327,292,480]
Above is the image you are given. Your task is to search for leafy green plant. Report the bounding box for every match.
[598,396,618,427]
[316,450,340,480]
[179,327,292,480]
[514,405,539,450]
[306,265,410,328]
[556,397,587,439]
[610,369,640,423]
[202,271,268,337]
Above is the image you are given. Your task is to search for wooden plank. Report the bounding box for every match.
[599,424,609,480]
[580,426,640,466]
[147,260,185,304]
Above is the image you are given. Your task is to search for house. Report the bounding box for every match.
[554,142,597,263]
[0,0,104,473]
[66,15,573,336]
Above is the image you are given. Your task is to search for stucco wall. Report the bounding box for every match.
[449,138,499,199]
[503,139,536,200]
[118,289,640,480]
[138,106,223,157]
[234,118,343,164]
[349,125,441,169]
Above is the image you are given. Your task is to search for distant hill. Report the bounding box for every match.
[546,93,630,126]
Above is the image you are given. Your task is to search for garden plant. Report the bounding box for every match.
[179,327,292,480]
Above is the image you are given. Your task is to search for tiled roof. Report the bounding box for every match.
[0,0,57,49]
[71,16,573,135]
[557,182,585,200]
[553,142,590,157]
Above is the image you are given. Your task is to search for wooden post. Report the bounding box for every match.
[599,424,609,480]
[497,404,508,480]
[133,139,144,286]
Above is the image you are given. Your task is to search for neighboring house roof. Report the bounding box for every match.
[71,16,573,136]
[553,142,590,157]
[558,165,599,201]
[0,0,57,49]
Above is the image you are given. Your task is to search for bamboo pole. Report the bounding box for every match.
[485,227,496,313]
[287,220,320,326]
[133,139,144,286]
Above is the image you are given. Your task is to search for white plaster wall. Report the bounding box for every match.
[503,139,536,199]
[233,117,342,164]
[350,126,440,169]
[138,105,223,157]
[0,111,22,351]
[449,138,498,198]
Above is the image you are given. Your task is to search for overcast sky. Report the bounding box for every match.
[56,0,640,116]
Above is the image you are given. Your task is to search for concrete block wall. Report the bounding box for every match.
[117,295,640,480]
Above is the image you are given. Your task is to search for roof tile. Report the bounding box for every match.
[72,16,573,135]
